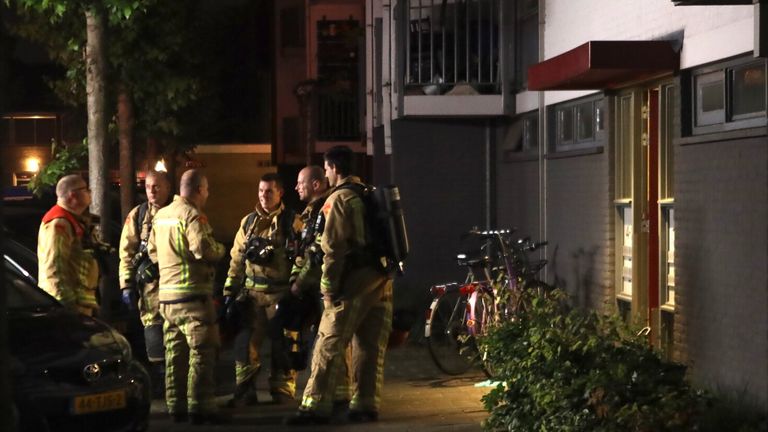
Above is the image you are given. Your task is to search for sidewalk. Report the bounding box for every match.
[147,342,490,431]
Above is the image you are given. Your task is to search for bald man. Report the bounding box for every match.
[37,174,100,316]
[147,169,227,425]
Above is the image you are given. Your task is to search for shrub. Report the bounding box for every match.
[478,290,708,431]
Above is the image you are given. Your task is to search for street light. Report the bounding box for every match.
[24,157,40,173]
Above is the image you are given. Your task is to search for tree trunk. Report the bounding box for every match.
[117,84,135,220]
[85,7,110,238]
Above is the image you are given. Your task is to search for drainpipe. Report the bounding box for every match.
[538,0,548,280]
[485,119,494,230]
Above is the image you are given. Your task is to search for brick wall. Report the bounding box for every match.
[496,158,541,238]
[674,136,768,405]
[546,153,613,310]
[390,118,489,310]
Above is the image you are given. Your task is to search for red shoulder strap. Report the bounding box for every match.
[42,205,85,238]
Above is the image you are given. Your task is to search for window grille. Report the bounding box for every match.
[405,0,501,95]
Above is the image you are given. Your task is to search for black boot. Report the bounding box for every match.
[283,410,330,426]
[226,379,258,408]
[150,362,165,399]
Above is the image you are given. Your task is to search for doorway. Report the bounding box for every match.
[614,82,676,357]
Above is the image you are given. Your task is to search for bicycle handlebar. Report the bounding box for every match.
[463,228,516,240]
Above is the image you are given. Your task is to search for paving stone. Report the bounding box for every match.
[147,343,489,431]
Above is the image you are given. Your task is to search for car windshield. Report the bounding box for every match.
[4,256,59,311]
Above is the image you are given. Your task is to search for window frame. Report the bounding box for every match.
[689,56,767,135]
[550,95,604,153]
[502,110,538,161]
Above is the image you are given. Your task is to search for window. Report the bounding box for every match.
[502,110,538,159]
[1,116,59,147]
[316,19,361,141]
[732,62,767,119]
[695,71,724,126]
[552,96,603,152]
[691,57,767,134]
[523,113,538,152]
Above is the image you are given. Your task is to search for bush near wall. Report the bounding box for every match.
[479,291,707,432]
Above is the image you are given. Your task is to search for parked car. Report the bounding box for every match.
[4,250,151,432]
[2,191,148,364]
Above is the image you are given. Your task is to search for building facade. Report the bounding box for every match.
[348,0,767,406]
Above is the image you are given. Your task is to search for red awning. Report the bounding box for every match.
[527,41,679,91]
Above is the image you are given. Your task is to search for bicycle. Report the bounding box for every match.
[425,229,551,376]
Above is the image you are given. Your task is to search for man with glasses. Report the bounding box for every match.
[37,174,100,316]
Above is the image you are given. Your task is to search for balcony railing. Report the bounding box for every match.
[405,0,502,95]
[317,90,360,141]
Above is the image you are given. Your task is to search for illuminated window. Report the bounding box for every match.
[690,57,767,134]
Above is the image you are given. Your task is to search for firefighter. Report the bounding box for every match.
[118,170,171,396]
[222,172,302,407]
[286,146,394,425]
[37,174,100,317]
[147,169,227,425]
[290,165,354,412]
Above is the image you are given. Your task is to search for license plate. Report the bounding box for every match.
[73,389,127,415]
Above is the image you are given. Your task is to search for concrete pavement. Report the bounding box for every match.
[146,342,490,431]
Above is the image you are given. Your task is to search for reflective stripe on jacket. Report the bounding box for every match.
[37,204,99,310]
[118,202,161,288]
[320,176,370,299]
[147,195,225,302]
[223,202,303,296]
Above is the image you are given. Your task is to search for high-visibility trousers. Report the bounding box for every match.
[140,279,165,362]
[160,296,220,415]
[300,277,393,415]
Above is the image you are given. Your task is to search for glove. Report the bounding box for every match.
[121,288,138,311]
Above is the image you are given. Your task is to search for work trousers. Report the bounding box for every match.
[160,297,220,415]
[234,289,297,397]
[140,280,164,362]
[300,277,393,415]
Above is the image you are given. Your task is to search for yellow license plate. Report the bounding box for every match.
[73,389,127,415]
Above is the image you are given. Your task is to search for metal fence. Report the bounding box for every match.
[317,91,360,141]
[406,0,501,94]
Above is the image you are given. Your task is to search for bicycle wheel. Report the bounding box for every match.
[426,291,476,375]
[472,292,499,378]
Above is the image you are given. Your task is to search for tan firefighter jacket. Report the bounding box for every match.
[290,190,330,293]
[118,201,163,289]
[320,176,386,300]
[37,204,99,311]
[223,202,303,296]
[147,195,225,302]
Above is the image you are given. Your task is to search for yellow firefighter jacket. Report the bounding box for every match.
[290,190,331,293]
[320,176,387,300]
[37,204,99,311]
[147,195,225,302]
[223,202,303,296]
[118,202,162,289]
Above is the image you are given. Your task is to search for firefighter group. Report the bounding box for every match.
[36,145,401,426]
